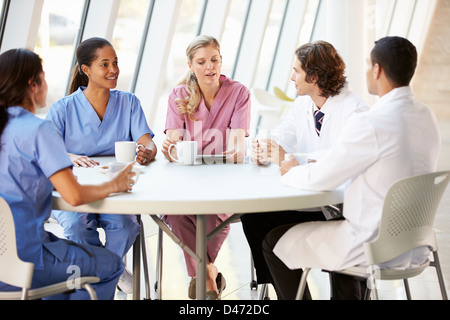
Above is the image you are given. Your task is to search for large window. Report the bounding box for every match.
[283,0,320,98]
[0,0,6,48]
[220,0,250,77]
[111,0,151,92]
[165,0,204,92]
[252,0,286,90]
[13,0,438,125]
[34,0,85,114]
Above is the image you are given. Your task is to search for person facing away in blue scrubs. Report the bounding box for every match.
[45,37,157,294]
[0,48,138,299]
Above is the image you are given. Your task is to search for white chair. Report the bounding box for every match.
[252,88,290,135]
[296,171,450,300]
[0,196,100,300]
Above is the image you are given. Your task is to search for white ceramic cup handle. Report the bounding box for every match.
[136,143,144,154]
[168,144,179,162]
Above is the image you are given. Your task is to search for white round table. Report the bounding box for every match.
[52,156,344,300]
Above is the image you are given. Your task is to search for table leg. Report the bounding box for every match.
[196,215,207,300]
[133,215,141,300]
[140,219,151,299]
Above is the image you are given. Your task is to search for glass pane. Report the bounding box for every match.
[310,0,327,41]
[297,0,320,46]
[111,0,150,92]
[374,0,392,38]
[35,0,85,115]
[388,0,416,37]
[285,0,320,98]
[221,0,250,76]
[0,0,4,46]
[165,0,204,92]
[408,0,431,48]
[153,0,204,135]
[252,0,286,89]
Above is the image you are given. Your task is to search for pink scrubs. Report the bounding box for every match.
[164,74,251,277]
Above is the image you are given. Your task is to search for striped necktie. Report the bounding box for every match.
[314,110,324,136]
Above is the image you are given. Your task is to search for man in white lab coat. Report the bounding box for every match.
[241,41,368,299]
[262,36,441,299]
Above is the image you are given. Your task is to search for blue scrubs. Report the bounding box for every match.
[46,88,154,258]
[0,107,123,299]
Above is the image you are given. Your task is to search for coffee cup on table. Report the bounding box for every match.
[115,141,137,163]
[107,162,139,185]
[168,141,198,165]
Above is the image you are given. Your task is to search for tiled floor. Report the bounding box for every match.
[46,120,450,300]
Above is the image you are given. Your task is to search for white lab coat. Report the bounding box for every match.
[272,83,368,159]
[274,87,441,271]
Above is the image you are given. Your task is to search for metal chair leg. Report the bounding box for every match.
[83,283,98,300]
[258,283,270,300]
[250,256,257,290]
[403,279,412,299]
[155,227,163,300]
[431,251,448,300]
[295,268,311,300]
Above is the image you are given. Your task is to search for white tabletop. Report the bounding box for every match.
[52,156,344,215]
[51,155,344,300]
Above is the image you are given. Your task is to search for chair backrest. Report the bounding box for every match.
[364,171,450,265]
[273,86,295,102]
[252,88,286,109]
[0,196,34,290]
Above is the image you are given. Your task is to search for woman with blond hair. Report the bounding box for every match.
[161,35,251,299]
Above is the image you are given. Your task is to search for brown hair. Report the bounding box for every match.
[295,41,346,98]
[0,49,43,149]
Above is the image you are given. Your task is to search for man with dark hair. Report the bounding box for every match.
[261,36,440,299]
[241,41,368,299]
[369,36,417,88]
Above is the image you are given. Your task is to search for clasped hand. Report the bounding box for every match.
[251,138,286,166]
[251,139,304,175]
[136,144,156,166]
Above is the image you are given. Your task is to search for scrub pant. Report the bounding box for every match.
[163,214,231,277]
[0,235,124,300]
[53,211,140,258]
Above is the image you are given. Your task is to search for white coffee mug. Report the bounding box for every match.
[107,162,139,185]
[168,141,198,165]
[115,141,137,163]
